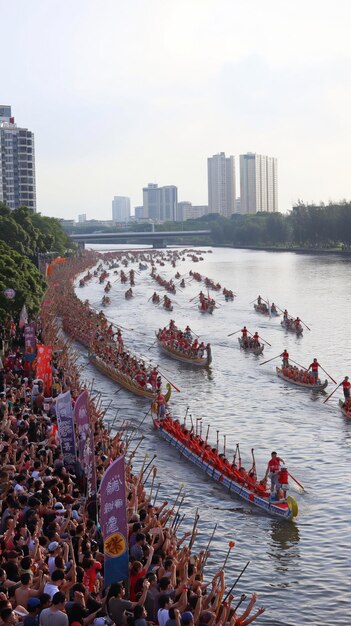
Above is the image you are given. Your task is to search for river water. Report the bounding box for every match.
[74,246,351,625]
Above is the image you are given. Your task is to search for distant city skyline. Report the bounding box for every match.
[2,1,351,220]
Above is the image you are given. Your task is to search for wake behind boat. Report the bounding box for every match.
[152,413,298,520]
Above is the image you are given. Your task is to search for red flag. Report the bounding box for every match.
[36,344,53,396]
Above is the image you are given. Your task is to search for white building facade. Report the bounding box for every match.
[0,105,36,211]
[207,152,236,217]
[240,153,278,214]
[142,184,178,222]
[112,196,131,222]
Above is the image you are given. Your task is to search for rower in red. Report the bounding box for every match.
[241,326,248,338]
[280,349,289,367]
[263,451,285,494]
[342,376,350,399]
[252,332,260,347]
[307,358,320,381]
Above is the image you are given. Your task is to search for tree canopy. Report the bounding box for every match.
[0,240,46,321]
[208,202,351,248]
[0,203,75,323]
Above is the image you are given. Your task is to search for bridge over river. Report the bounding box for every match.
[70,229,211,248]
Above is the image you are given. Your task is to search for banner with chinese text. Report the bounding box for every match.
[100,455,128,585]
[56,389,77,473]
[74,389,97,497]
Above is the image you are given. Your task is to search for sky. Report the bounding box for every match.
[2,0,351,220]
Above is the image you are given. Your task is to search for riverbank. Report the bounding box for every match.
[227,244,351,256]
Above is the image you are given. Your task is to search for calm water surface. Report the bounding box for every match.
[74,247,351,625]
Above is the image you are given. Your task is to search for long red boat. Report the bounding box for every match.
[152,414,298,520]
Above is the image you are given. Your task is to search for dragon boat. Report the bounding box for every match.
[276,367,328,391]
[238,337,264,355]
[280,319,303,336]
[88,352,172,400]
[152,414,298,520]
[339,399,351,418]
[254,303,269,315]
[156,334,212,367]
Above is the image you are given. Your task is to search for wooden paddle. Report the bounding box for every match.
[289,358,308,370]
[323,382,342,404]
[259,354,282,366]
[248,330,271,347]
[288,472,305,492]
[221,540,236,570]
[227,329,241,337]
[223,561,251,600]
[318,363,337,384]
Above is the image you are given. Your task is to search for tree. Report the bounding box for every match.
[0,241,46,322]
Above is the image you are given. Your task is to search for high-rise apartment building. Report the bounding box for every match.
[142,184,178,222]
[207,152,236,217]
[240,153,278,214]
[177,202,209,221]
[0,105,36,211]
[112,196,131,222]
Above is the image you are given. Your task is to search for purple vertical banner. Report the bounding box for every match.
[100,455,128,585]
[56,390,77,472]
[24,323,37,362]
[74,389,97,497]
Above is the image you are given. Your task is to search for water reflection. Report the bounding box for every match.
[268,520,300,575]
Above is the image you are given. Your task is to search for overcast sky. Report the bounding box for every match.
[2,0,351,219]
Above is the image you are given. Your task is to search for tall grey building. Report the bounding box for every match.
[142,183,177,222]
[0,105,36,211]
[240,153,278,214]
[112,196,131,222]
[207,152,236,217]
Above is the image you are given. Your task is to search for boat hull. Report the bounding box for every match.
[254,304,269,316]
[153,419,296,520]
[238,337,264,355]
[157,337,211,367]
[339,399,351,418]
[89,353,156,399]
[276,367,328,391]
[280,320,303,336]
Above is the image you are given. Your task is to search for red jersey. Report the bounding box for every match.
[241,328,248,337]
[268,457,281,473]
[310,362,319,373]
[342,380,350,390]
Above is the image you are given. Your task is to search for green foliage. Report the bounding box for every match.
[208,202,351,248]
[0,241,46,321]
[0,203,75,257]
[0,203,75,323]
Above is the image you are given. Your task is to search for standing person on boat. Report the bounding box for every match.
[252,332,260,347]
[156,391,166,419]
[294,317,302,330]
[280,349,289,367]
[257,295,262,305]
[271,303,277,314]
[341,376,350,399]
[307,358,321,382]
[241,326,248,338]
[283,309,288,321]
[264,451,285,494]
